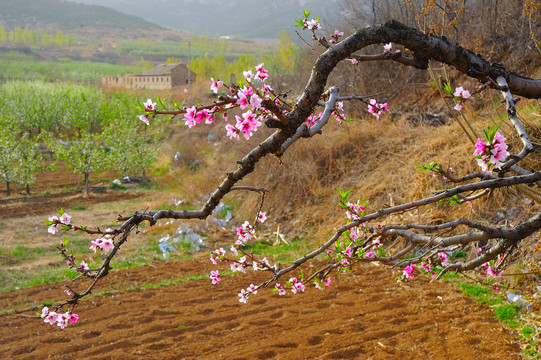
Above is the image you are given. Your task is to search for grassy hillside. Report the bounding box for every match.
[0,0,162,32]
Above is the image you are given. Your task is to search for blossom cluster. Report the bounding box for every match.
[137,99,156,125]
[332,101,347,123]
[288,277,306,294]
[438,252,448,266]
[303,18,321,31]
[210,270,221,284]
[40,307,79,329]
[89,228,115,252]
[238,283,259,303]
[306,112,322,127]
[274,283,287,296]
[402,264,415,280]
[453,86,471,111]
[329,30,344,44]
[47,212,71,235]
[223,64,273,140]
[420,261,432,273]
[473,131,510,172]
[305,100,348,127]
[183,105,217,128]
[137,63,289,141]
[314,277,332,290]
[343,201,365,220]
[208,207,333,304]
[367,99,389,119]
[236,221,255,245]
[484,265,504,278]
[208,212,268,287]
[483,255,505,278]
[210,247,226,265]
[63,257,89,273]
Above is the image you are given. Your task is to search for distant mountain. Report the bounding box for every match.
[0,0,162,33]
[68,0,340,39]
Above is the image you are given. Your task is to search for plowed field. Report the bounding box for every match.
[0,258,521,359]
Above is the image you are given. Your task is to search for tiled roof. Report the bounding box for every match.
[139,63,183,76]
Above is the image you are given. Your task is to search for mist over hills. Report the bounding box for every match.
[0,0,162,33]
[68,0,340,39]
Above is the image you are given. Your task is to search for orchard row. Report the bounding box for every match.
[0,81,165,196]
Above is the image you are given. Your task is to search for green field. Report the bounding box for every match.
[0,58,145,82]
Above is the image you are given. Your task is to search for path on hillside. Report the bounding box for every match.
[0,258,521,359]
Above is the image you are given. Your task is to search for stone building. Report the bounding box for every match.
[102,63,196,90]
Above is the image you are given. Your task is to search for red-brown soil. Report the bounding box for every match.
[0,258,522,359]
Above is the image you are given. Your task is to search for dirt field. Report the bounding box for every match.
[0,164,141,219]
[0,165,526,359]
[0,257,522,360]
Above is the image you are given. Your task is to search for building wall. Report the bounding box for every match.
[133,75,171,90]
[101,65,195,90]
[170,67,192,88]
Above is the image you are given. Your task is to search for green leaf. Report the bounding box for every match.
[484,123,501,143]
[56,208,64,216]
[135,100,145,111]
[344,118,355,122]
[62,237,69,247]
[415,161,439,172]
[336,188,353,201]
[443,81,453,95]
[303,9,311,18]
[157,96,166,110]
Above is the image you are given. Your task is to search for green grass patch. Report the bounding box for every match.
[523,340,539,357]
[459,283,502,306]
[137,181,153,190]
[0,59,144,82]
[0,266,79,293]
[0,244,45,259]
[111,183,127,190]
[242,237,309,263]
[440,272,460,279]
[494,304,521,328]
[521,325,536,338]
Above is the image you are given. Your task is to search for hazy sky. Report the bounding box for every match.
[68,0,339,39]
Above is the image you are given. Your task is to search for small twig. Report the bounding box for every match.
[295,30,322,54]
